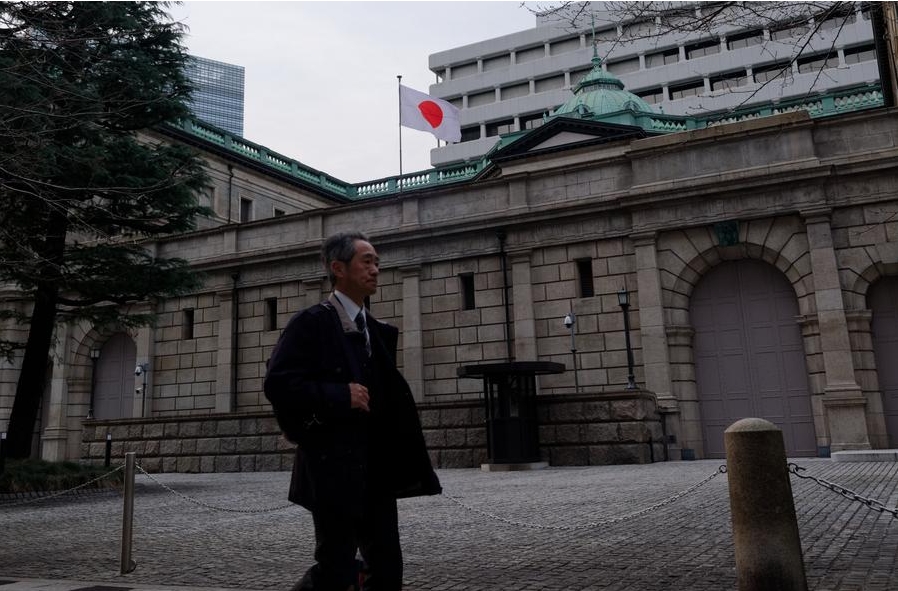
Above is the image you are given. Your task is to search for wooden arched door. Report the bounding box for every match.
[94,333,137,419]
[870,277,898,447]
[691,260,815,458]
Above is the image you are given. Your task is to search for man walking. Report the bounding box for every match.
[264,231,441,591]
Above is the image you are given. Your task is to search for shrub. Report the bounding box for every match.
[0,459,124,494]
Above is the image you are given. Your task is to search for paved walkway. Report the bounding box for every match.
[2,458,897,590]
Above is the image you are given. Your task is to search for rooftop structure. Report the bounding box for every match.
[427,1,880,166]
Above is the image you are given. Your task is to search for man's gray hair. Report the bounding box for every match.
[322,231,369,285]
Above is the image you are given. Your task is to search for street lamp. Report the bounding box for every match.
[617,288,637,390]
[87,348,100,419]
[135,362,148,416]
[563,311,580,394]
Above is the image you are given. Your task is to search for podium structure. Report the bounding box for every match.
[457,361,564,471]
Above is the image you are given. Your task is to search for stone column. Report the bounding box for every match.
[40,322,70,461]
[215,289,235,413]
[803,209,870,451]
[510,251,537,362]
[401,266,425,402]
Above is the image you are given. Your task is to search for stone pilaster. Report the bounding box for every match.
[510,251,537,361]
[632,233,675,405]
[303,278,325,308]
[845,309,889,448]
[401,266,425,402]
[215,290,235,413]
[40,322,70,461]
[803,209,870,451]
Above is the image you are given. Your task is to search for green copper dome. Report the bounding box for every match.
[555,54,655,117]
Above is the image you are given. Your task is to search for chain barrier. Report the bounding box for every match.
[788,462,898,520]
[1,464,124,507]
[135,462,295,514]
[440,464,727,531]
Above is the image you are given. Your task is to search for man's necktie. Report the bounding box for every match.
[355,311,371,357]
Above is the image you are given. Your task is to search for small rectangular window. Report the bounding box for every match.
[535,75,565,93]
[844,45,876,65]
[460,126,481,143]
[468,90,495,108]
[710,71,748,91]
[669,80,704,100]
[754,63,790,84]
[770,22,810,41]
[273,208,285,217]
[501,82,530,101]
[515,45,545,64]
[636,87,665,104]
[182,309,195,340]
[483,53,511,71]
[240,198,253,222]
[486,119,515,137]
[550,36,580,56]
[797,51,838,74]
[460,274,476,310]
[645,50,679,69]
[264,297,278,331]
[521,112,546,130]
[576,259,595,298]
[686,39,720,60]
[727,30,763,50]
[607,58,640,75]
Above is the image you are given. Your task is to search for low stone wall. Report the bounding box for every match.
[81,413,294,473]
[81,390,664,472]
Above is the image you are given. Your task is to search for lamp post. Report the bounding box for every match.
[617,288,637,390]
[87,348,100,419]
[563,311,580,394]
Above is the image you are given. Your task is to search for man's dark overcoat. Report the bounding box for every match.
[264,294,441,512]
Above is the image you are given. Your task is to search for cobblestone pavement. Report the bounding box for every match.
[2,459,897,591]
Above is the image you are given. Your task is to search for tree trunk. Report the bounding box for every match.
[6,283,59,458]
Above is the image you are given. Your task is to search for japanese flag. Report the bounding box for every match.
[399,84,461,143]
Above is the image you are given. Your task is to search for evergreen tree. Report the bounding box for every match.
[0,2,210,457]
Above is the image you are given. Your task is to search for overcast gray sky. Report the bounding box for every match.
[167,2,538,184]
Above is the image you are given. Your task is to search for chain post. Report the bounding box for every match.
[120,452,136,574]
[725,418,808,591]
[0,432,6,474]
[104,432,112,468]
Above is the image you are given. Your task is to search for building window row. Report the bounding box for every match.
[455,41,875,143]
[633,44,875,104]
[436,4,867,86]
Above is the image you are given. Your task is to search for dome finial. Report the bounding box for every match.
[591,13,600,65]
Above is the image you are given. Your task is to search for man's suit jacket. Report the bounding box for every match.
[264,294,441,512]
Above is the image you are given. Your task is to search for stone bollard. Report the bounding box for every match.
[724,418,807,591]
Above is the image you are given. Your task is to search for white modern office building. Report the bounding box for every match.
[428,1,880,166]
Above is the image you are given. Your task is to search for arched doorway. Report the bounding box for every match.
[869,277,898,447]
[94,333,137,419]
[691,259,816,457]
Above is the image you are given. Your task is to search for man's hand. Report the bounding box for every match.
[349,382,370,412]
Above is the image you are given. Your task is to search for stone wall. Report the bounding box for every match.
[81,391,664,472]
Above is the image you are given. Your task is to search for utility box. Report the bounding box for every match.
[458,362,564,465]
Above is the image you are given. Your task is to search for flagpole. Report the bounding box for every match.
[397,75,403,193]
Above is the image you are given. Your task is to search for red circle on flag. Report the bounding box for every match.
[417,101,444,129]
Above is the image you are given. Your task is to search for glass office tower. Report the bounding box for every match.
[186,56,245,136]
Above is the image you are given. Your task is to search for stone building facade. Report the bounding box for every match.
[4,105,898,470]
